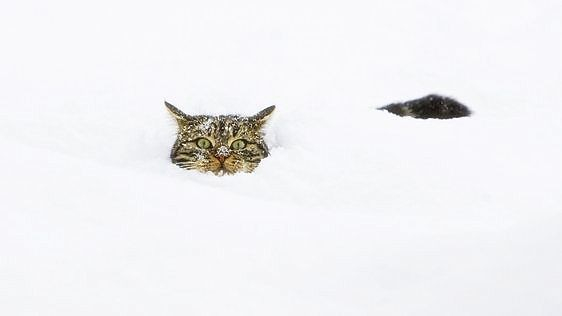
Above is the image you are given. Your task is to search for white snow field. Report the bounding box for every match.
[1,0,562,315]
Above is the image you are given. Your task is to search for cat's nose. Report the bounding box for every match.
[214,145,231,162]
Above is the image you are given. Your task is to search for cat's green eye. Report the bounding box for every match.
[196,138,212,149]
[230,139,246,150]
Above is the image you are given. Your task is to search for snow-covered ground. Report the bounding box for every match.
[1,0,561,315]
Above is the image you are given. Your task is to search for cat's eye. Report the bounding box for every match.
[230,139,246,150]
[196,138,212,149]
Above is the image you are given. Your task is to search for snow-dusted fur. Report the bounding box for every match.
[165,102,274,175]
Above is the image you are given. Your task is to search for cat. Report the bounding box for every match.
[165,101,275,175]
[379,94,471,119]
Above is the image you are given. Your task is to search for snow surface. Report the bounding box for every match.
[1,0,562,315]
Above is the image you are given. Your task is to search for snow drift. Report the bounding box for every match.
[1,0,561,315]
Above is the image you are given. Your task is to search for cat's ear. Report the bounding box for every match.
[252,105,275,126]
[165,101,192,123]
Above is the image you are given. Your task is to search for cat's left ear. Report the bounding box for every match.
[252,105,275,126]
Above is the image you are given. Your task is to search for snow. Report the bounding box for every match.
[1,0,562,315]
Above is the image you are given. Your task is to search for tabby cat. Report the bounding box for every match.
[379,94,471,119]
[166,101,275,175]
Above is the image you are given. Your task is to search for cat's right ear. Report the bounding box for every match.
[165,101,191,123]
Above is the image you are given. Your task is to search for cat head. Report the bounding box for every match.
[165,101,275,175]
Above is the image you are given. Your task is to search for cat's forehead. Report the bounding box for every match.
[181,114,257,138]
